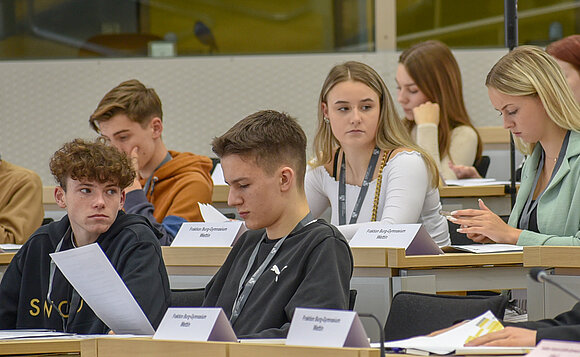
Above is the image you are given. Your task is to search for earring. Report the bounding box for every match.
[323,117,330,124]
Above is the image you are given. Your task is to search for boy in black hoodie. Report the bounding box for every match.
[203,110,353,338]
[0,138,170,334]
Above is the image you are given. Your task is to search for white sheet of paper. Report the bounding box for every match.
[349,223,443,255]
[199,202,229,222]
[525,339,580,357]
[0,244,22,252]
[0,330,73,340]
[49,243,155,335]
[450,244,523,254]
[444,178,498,186]
[211,164,226,185]
[286,308,370,348]
[378,311,504,355]
[153,307,237,342]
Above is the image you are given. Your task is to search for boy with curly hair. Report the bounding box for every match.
[0,139,170,333]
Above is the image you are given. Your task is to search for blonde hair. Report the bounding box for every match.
[486,46,580,154]
[399,40,482,162]
[312,61,439,188]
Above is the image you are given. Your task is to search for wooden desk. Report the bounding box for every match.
[524,246,580,320]
[0,338,84,356]
[0,337,383,357]
[229,342,380,357]
[439,184,515,216]
[161,246,230,276]
[386,247,527,300]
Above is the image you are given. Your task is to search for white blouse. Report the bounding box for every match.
[305,151,450,246]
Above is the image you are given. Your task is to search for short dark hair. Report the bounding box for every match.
[89,79,163,133]
[212,110,307,188]
[50,138,135,190]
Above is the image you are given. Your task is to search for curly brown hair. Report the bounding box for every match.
[50,138,135,190]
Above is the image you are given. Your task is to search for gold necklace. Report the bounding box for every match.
[371,151,389,222]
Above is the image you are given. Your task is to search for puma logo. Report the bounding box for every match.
[270,264,288,282]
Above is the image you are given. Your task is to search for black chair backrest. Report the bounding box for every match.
[348,289,357,311]
[474,155,491,178]
[384,291,508,341]
[170,288,205,307]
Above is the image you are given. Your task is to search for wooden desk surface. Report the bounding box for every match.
[44,183,511,206]
[86,338,229,357]
[0,337,385,357]
[229,343,380,357]
[524,246,580,268]
[438,184,510,198]
[0,338,82,356]
[0,247,524,271]
[386,247,523,269]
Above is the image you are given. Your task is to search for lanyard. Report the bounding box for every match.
[338,147,381,225]
[47,228,81,332]
[229,212,315,325]
[519,131,570,230]
[143,152,172,195]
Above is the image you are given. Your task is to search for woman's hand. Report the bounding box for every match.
[448,199,521,244]
[412,101,440,125]
[448,162,482,179]
[465,327,536,347]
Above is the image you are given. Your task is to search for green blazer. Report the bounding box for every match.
[509,130,580,245]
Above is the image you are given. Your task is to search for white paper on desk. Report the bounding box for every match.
[375,310,504,355]
[49,243,155,335]
[211,164,226,185]
[450,244,523,254]
[0,330,73,340]
[444,178,498,186]
[0,244,22,252]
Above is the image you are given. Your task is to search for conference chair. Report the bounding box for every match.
[384,291,508,341]
[349,289,357,311]
[170,287,205,307]
[474,155,491,178]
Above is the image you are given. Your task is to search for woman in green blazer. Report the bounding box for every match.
[449,45,580,246]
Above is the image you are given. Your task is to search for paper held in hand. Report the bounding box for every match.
[376,310,508,355]
[154,307,237,342]
[49,243,155,335]
[171,203,247,247]
[286,307,370,348]
[349,223,443,255]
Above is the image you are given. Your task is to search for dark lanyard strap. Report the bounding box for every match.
[338,147,381,225]
[143,152,172,195]
[520,131,570,230]
[47,228,80,332]
[230,212,315,325]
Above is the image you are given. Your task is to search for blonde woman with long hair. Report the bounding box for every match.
[305,61,450,246]
[450,46,580,246]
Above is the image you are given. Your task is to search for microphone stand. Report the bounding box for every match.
[504,0,518,207]
[358,313,385,357]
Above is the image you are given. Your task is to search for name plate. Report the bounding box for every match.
[349,223,442,255]
[153,307,237,342]
[527,340,580,357]
[171,222,244,247]
[286,308,370,348]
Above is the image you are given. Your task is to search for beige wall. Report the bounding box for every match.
[0,48,508,185]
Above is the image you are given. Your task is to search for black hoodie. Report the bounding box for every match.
[0,211,170,334]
